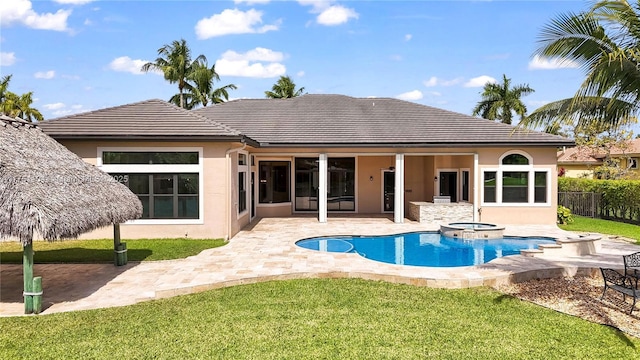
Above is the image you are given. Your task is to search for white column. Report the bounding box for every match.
[318,153,328,223]
[394,153,405,223]
[473,153,479,222]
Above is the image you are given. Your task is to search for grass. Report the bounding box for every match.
[0,238,226,263]
[0,278,637,359]
[559,216,640,244]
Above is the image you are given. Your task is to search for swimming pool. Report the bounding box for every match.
[295,232,556,267]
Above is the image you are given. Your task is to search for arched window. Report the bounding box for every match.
[502,154,529,165]
[482,151,549,205]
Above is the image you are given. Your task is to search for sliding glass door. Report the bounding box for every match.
[295,157,355,211]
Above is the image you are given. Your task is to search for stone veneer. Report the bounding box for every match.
[408,201,473,223]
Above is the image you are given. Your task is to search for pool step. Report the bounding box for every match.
[519,234,602,258]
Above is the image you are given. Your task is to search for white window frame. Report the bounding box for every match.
[480,150,551,207]
[98,146,204,225]
[237,150,249,218]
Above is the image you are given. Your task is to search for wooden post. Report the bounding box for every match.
[32,277,42,314]
[23,242,34,314]
[113,224,121,266]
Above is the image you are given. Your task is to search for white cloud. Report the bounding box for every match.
[528,100,551,108]
[423,77,437,87]
[316,5,358,25]
[404,34,412,41]
[0,0,71,31]
[423,76,463,87]
[221,47,284,62]
[216,47,286,78]
[45,102,90,117]
[34,70,55,79]
[296,70,305,77]
[463,75,496,88]
[298,1,358,26]
[234,0,271,4]
[0,52,16,66]
[195,8,280,39]
[528,55,580,70]
[53,0,94,4]
[428,91,441,97]
[390,54,402,61]
[108,56,152,75]
[396,90,423,101]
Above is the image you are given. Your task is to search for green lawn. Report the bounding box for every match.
[0,238,227,263]
[559,216,640,244]
[0,279,637,359]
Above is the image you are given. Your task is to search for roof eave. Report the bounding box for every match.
[257,140,576,148]
[45,134,258,145]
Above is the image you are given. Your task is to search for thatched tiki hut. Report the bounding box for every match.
[0,115,142,313]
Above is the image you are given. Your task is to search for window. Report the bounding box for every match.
[237,152,248,214]
[629,158,639,170]
[482,151,550,205]
[483,171,496,203]
[103,152,198,164]
[99,148,203,223]
[113,173,199,219]
[502,171,528,203]
[502,154,529,165]
[461,170,470,202]
[238,172,247,212]
[534,172,547,203]
[259,161,291,203]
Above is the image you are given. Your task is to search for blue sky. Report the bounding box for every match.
[3,0,634,134]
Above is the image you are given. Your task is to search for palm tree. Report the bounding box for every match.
[0,75,43,121]
[265,75,305,99]
[472,74,535,125]
[169,61,237,109]
[141,39,206,109]
[521,0,640,131]
[11,91,43,122]
[168,63,237,109]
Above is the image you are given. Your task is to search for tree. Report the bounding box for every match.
[11,91,43,122]
[141,39,206,109]
[0,75,43,121]
[169,61,237,109]
[521,0,640,132]
[472,74,534,125]
[265,75,305,99]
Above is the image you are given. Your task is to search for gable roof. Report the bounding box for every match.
[194,94,574,147]
[38,99,245,141]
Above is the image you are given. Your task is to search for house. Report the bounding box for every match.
[557,138,640,179]
[38,95,574,240]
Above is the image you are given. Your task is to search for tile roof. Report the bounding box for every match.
[39,95,574,147]
[195,94,574,147]
[39,99,243,140]
[558,138,640,164]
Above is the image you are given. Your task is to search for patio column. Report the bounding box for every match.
[318,153,328,223]
[394,153,405,223]
[473,153,479,222]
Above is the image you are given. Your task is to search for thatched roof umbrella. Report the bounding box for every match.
[0,114,142,313]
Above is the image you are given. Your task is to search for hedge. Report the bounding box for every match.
[558,177,640,224]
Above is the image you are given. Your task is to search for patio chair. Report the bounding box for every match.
[623,251,640,288]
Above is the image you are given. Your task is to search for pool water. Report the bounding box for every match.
[296,232,556,267]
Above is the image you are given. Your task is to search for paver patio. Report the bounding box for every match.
[1,216,637,316]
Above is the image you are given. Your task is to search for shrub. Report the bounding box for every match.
[557,205,574,225]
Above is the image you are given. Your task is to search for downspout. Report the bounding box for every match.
[225,139,247,240]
